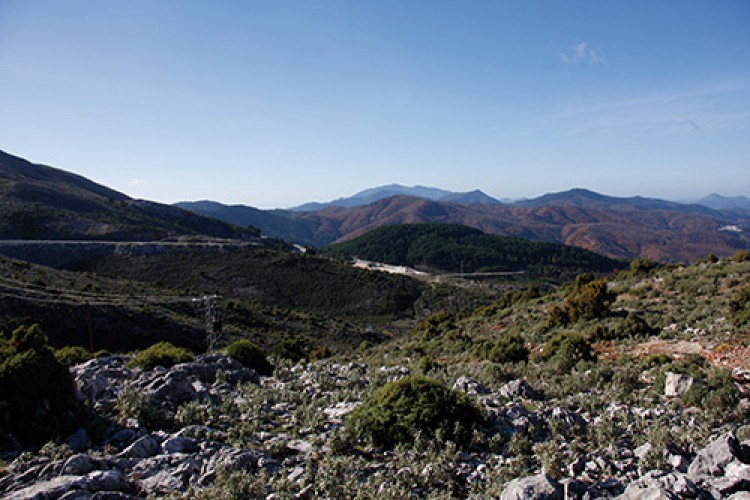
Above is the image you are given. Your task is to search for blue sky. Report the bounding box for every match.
[1,1,748,208]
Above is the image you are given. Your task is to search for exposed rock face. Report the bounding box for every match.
[689,432,741,478]
[2,356,750,498]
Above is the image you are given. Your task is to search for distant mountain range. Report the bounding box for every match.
[694,193,750,211]
[0,149,747,263]
[179,186,750,263]
[289,184,501,212]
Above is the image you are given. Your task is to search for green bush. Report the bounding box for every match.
[548,274,615,327]
[54,345,91,367]
[418,356,442,374]
[346,375,483,449]
[225,339,273,376]
[0,325,78,446]
[564,275,615,323]
[309,346,332,362]
[129,341,194,371]
[682,368,739,413]
[115,387,171,430]
[487,332,528,364]
[270,339,307,362]
[538,331,596,372]
[607,312,657,340]
[732,250,750,262]
[729,287,750,326]
[413,311,456,341]
[625,258,660,278]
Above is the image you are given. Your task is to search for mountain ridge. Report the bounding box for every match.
[289,184,501,212]
[0,149,254,241]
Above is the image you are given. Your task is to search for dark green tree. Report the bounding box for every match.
[0,325,78,446]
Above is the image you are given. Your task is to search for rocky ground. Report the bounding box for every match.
[2,352,750,499]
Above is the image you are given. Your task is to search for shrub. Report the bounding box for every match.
[608,312,657,340]
[270,339,307,362]
[413,311,456,341]
[487,332,528,364]
[729,287,750,326]
[54,345,91,367]
[346,375,483,449]
[0,325,78,446]
[309,346,332,362]
[683,368,739,414]
[225,339,273,376]
[625,258,660,278]
[732,250,750,263]
[538,331,596,372]
[418,356,442,374]
[564,275,615,323]
[115,387,171,430]
[129,341,194,371]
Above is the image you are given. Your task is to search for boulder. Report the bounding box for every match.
[5,475,84,499]
[689,432,741,478]
[67,428,91,453]
[138,470,184,495]
[83,470,131,492]
[62,454,96,476]
[141,370,197,404]
[500,379,540,400]
[664,372,696,398]
[453,376,491,396]
[161,436,199,454]
[500,474,562,499]
[619,471,698,499]
[119,435,161,459]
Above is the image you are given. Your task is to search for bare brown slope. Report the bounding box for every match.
[301,196,747,263]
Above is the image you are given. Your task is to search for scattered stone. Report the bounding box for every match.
[499,474,562,499]
[323,401,360,421]
[453,376,491,395]
[664,372,697,397]
[499,379,540,400]
[287,439,314,456]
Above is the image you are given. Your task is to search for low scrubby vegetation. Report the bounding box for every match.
[128,341,195,371]
[2,247,750,497]
[347,375,484,449]
[225,339,273,375]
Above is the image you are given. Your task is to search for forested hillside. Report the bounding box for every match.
[328,223,623,282]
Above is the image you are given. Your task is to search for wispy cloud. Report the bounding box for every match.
[505,81,750,139]
[129,178,145,186]
[561,41,601,65]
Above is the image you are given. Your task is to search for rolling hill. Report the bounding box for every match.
[327,222,623,282]
[0,150,254,241]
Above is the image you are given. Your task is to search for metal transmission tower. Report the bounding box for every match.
[193,294,224,351]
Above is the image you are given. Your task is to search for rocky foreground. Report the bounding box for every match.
[2,354,750,499]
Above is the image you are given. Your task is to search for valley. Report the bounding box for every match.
[1,148,749,498]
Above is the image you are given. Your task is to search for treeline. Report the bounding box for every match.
[328,223,623,279]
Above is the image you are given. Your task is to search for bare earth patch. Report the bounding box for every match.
[624,339,750,371]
